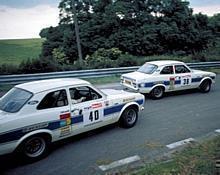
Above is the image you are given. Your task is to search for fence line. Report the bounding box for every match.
[0,61,220,85]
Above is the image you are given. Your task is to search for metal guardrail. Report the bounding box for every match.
[0,61,220,85]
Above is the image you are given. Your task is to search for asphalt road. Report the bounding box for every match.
[1,77,220,175]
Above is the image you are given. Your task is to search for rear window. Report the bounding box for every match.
[0,88,33,113]
[137,63,158,74]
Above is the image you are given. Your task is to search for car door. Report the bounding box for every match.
[68,85,106,133]
[36,89,71,139]
[174,64,192,90]
[159,65,175,91]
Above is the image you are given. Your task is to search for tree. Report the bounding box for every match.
[40,0,217,62]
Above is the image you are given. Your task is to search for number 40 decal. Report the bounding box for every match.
[89,110,99,122]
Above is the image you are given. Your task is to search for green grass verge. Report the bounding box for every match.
[0,38,44,65]
[83,75,120,85]
[132,136,220,175]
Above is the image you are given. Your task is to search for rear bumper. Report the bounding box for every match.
[121,82,139,91]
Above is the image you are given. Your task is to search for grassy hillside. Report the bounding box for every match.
[0,38,44,65]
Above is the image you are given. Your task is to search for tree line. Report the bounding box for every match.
[1,0,220,75]
[39,0,220,65]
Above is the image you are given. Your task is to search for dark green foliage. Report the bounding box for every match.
[19,58,62,74]
[87,48,140,68]
[1,0,219,75]
[40,0,219,65]
[0,64,19,75]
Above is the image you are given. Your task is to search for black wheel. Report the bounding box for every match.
[18,135,50,162]
[120,107,138,128]
[150,86,164,99]
[200,80,211,93]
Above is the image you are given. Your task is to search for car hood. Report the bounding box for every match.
[0,109,7,120]
[192,69,216,76]
[122,71,151,81]
[101,89,138,98]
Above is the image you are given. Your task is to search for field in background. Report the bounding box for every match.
[0,38,44,65]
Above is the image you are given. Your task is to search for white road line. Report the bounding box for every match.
[98,155,140,171]
[215,129,220,133]
[166,138,195,149]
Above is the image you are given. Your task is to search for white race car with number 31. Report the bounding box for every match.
[0,78,144,161]
[121,60,216,99]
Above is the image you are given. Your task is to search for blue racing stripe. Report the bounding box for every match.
[136,99,144,105]
[140,80,181,88]
[104,99,144,116]
[71,115,83,124]
[164,81,170,86]
[192,77,202,83]
[144,82,154,87]
[104,104,124,116]
[175,80,181,85]
[0,115,84,144]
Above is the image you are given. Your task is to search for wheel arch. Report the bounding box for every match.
[150,84,166,93]
[16,129,53,150]
[199,77,212,86]
[118,102,139,121]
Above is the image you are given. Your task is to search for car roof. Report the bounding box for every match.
[147,60,184,67]
[16,78,90,94]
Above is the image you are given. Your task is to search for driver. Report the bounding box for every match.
[70,89,86,104]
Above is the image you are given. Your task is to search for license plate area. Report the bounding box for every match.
[124,80,132,85]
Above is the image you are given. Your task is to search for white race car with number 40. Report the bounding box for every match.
[0,78,144,161]
[121,60,216,99]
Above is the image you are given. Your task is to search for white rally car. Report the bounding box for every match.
[121,60,216,99]
[0,78,144,161]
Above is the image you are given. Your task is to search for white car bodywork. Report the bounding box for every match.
[121,60,216,94]
[0,78,144,156]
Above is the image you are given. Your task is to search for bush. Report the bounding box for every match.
[0,64,19,75]
[191,53,208,62]
[117,54,138,67]
[86,48,142,68]
[19,58,62,74]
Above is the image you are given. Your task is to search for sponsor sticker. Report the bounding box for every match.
[27,101,39,105]
[60,126,71,137]
[123,97,135,103]
[169,77,175,90]
[104,101,109,107]
[154,81,163,84]
[182,74,191,78]
[60,113,71,120]
[203,74,210,77]
[92,103,102,109]
[22,123,48,133]
[84,106,91,110]
[60,113,71,127]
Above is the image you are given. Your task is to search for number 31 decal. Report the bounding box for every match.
[89,110,99,122]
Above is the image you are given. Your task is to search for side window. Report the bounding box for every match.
[175,65,190,74]
[160,66,173,74]
[37,90,68,110]
[69,86,102,104]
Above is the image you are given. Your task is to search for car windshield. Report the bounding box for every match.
[0,88,32,113]
[137,63,158,74]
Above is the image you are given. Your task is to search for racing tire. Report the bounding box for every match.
[18,135,50,162]
[119,107,138,128]
[199,80,211,93]
[150,86,164,99]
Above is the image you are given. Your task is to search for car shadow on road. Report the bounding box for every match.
[144,88,202,100]
[0,123,119,173]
